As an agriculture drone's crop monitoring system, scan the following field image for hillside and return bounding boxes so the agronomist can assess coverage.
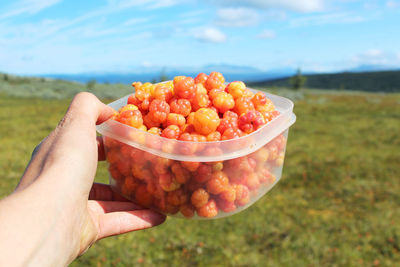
[249,70,400,92]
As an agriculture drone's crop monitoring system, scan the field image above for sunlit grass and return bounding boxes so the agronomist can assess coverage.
[0,90,399,266]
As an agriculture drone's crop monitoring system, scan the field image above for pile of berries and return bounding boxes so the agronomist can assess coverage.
[113,72,279,141]
[105,72,286,218]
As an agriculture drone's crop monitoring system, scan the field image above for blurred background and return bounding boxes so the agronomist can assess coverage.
[0,0,399,266]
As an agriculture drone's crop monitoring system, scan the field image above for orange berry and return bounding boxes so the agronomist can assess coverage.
[165,113,186,127]
[118,104,138,114]
[194,72,208,85]
[205,72,225,91]
[220,185,236,203]
[121,176,139,197]
[206,131,221,141]
[213,92,235,113]
[174,77,196,99]
[143,113,161,128]
[226,81,246,99]
[153,84,173,102]
[171,162,191,184]
[197,199,218,218]
[191,188,209,208]
[149,99,170,123]
[161,125,181,139]
[135,184,153,207]
[234,97,255,116]
[180,204,195,218]
[118,110,143,128]
[147,127,162,136]
[206,171,229,194]
[193,108,220,135]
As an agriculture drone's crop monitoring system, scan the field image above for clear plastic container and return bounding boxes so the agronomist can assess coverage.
[97,88,296,219]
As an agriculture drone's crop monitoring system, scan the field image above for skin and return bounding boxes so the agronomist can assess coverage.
[0,92,166,267]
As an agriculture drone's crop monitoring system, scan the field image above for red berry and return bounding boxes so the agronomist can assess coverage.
[170,98,192,117]
[161,125,181,139]
[149,99,170,123]
[221,128,243,140]
[193,164,213,183]
[153,85,173,102]
[174,77,196,99]
[238,110,266,134]
[205,72,225,91]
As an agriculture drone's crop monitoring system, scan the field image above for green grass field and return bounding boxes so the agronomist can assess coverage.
[1,89,399,266]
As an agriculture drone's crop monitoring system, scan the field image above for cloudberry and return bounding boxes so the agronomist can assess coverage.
[193,163,213,183]
[109,164,123,180]
[159,173,181,192]
[116,160,131,177]
[180,204,195,218]
[135,184,153,207]
[181,161,200,172]
[121,176,139,197]
[238,110,265,134]
[226,81,246,99]
[193,108,220,135]
[178,133,198,155]
[135,88,151,101]
[220,185,236,203]
[251,91,268,107]
[208,88,224,100]
[143,113,161,128]
[170,98,192,117]
[118,110,143,128]
[191,188,209,208]
[171,162,191,184]
[245,173,261,190]
[234,97,255,116]
[149,99,170,123]
[173,76,186,86]
[206,131,221,141]
[127,94,141,106]
[242,89,255,98]
[261,110,280,123]
[216,198,236,213]
[118,104,138,114]
[148,127,162,136]
[213,92,235,113]
[233,184,250,206]
[139,98,151,112]
[205,72,225,91]
[196,83,208,95]
[221,128,243,140]
[165,113,186,128]
[206,171,229,194]
[197,199,218,218]
[153,85,173,102]
[167,189,188,206]
[174,77,196,99]
[217,111,239,134]
[194,72,208,85]
[161,125,181,139]
[191,93,211,111]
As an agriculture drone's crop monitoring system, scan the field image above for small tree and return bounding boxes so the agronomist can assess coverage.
[4,74,9,82]
[87,79,96,90]
[290,68,307,90]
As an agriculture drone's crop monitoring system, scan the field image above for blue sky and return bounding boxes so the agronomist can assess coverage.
[0,0,399,74]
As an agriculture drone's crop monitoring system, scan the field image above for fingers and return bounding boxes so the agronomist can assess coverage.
[96,210,166,240]
[64,92,115,128]
[88,183,129,202]
[88,200,144,213]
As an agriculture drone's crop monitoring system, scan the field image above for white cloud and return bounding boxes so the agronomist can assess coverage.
[194,27,227,43]
[0,0,62,20]
[214,0,324,13]
[386,0,398,8]
[123,17,150,26]
[257,29,276,39]
[289,12,364,27]
[215,7,259,27]
[351,49,400,66]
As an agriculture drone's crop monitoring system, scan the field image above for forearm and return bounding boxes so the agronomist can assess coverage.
[0,174,82,266]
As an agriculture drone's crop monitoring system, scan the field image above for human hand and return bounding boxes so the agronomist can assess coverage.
[0,92,165,266]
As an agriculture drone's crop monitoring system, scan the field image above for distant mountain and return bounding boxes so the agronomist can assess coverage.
[249,70,400,92]
[41,64,297,84]
[347,64,400,73]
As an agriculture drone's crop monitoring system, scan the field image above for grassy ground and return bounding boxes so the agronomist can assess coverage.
[0,90,399,266]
